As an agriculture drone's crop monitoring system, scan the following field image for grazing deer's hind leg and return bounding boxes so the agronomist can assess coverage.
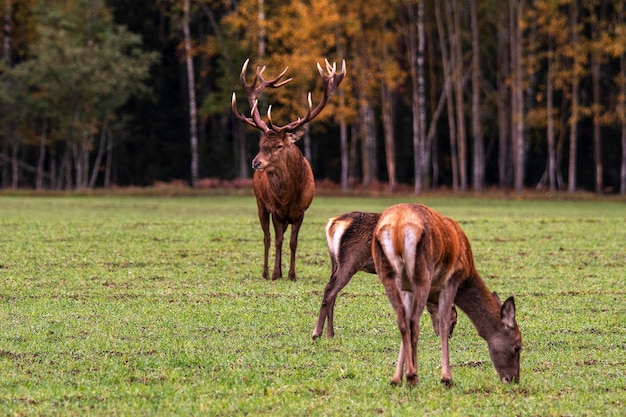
[392,291,413,385]
[375,229,416,386]
[312,264,357,339]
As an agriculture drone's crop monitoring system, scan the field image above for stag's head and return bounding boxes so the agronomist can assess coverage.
[487,295,522,384]
[232,59,346,171]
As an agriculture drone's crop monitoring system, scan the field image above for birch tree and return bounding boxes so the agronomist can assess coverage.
[183,0,199,186]
[470,0,484,191]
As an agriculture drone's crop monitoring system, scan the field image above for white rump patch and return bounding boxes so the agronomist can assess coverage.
[326,217,348,265]
[403,227,417,281]
[378,228,404,276]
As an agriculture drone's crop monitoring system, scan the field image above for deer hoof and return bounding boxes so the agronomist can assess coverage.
[406,374,418,387]
[390,378,402,387]
[440,377,454,387]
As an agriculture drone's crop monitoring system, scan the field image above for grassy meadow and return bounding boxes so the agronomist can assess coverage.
[0,192,624,416]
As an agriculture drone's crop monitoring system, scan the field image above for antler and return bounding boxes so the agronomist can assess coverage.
[232,58,347,133]
[268,59,347,132]
[231,58,293,132]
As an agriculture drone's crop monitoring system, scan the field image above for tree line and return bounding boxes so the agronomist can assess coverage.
[1,0,625,194]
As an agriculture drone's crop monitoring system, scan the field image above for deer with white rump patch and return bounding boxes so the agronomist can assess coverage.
[232,59,346,280]
[312,211,457,340]
[372,203,522,386]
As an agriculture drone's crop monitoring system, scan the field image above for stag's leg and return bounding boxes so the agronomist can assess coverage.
[438,280,459,386]
[312,263,360,339]
[287,214,305,281]
[271,214,287,280]
[257,204,271,280]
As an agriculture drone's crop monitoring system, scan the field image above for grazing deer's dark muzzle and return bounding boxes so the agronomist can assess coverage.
[501,374,520,384]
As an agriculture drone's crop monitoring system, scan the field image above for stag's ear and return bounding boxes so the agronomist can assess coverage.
[500,296,516,328]
[287,130,305,143]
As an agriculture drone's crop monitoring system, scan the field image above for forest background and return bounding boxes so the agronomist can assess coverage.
[1,0,625,194]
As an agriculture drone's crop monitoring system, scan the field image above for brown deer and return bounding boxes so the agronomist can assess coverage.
[232,59,346,280]
[312,211,457,340]
[372,203,522,386]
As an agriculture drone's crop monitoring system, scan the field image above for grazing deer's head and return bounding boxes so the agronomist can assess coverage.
[487,294,522,384]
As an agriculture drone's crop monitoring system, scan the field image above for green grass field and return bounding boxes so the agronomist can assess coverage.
[0,193,624,416]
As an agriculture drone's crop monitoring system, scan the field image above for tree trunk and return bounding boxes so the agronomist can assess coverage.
[381,80,396,192]
[336,38,349,191]
[402,0,420,193]
[568,1,580,193]
[349,124,359,185]
[360,98,377,187]
[435,0,459,191]
[36,120,47,190]
[303,124,312,162]
[416,0,427,193]
[592,55,602,193]
[449,0,467,191]
[11,136,18,189]
[235,121,248,178]
[183,0,199,186]
[470,0,484,191]
[546,42,556,191]
[3,0,10,65]
[511,0,525,191]
[498,1,511,188]
[89,123,108,189]
[620,4,626,194]
[104,131,113,188]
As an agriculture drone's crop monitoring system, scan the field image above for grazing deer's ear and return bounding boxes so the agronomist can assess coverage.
[492,291,501,305]
[500,296,516,328]
[288,130,305,143]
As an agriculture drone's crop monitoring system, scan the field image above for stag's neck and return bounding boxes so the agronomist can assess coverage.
[266,151,311,202]
[454,274,502,342]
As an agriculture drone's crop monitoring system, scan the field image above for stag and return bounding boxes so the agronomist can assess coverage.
[312,211,457,340]
[232,59,346,280]
[372,203,522,386]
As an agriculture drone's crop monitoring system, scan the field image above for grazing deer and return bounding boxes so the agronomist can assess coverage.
[312,211,457,340]
[232,59,346,280]
[372,203,522,386]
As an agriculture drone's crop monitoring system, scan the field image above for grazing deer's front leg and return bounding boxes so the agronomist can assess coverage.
[258,204,271,280]
[438,279,459,386]
[271,214,287,280]
[287,214,305,281]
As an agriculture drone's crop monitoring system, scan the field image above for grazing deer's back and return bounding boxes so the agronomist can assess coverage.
[373,203,477,292]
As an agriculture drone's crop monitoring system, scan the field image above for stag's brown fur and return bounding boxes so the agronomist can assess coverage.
[312,211,457,340]
[372,203,522,386]
[252,130,314,280]
[232,59,345,281]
